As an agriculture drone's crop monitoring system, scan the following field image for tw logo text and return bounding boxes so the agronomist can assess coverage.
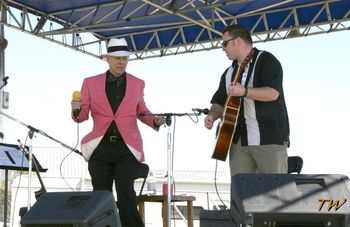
[318,198,348,211]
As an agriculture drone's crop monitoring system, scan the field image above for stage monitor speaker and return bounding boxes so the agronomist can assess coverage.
[231,173,350,227]
[199,210,239,227]
[20,190,121,227]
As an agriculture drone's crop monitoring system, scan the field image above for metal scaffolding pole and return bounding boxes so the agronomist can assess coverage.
[0,0,7,139]
[0,1,8,226]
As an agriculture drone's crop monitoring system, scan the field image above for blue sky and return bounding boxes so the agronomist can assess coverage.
[2,27,350,176]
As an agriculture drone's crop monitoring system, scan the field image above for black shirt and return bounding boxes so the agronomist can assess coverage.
[211,48,290,147]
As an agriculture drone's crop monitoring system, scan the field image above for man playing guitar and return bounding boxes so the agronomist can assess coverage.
[204,24,290,177]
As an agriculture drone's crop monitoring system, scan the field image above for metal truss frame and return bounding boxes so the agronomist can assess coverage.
[1,0,349,61]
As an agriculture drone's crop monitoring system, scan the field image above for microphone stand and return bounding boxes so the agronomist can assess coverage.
[0,110,81,211]
[143,110,205,227]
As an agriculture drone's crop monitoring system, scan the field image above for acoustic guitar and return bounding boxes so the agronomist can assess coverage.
[212,49,255,161]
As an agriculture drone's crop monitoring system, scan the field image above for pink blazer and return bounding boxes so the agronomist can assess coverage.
[75,72,159,161]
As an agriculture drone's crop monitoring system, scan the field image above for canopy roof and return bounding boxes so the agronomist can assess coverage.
[1,0,349,60]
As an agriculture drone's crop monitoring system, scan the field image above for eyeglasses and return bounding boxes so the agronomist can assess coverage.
[222,37,237,47]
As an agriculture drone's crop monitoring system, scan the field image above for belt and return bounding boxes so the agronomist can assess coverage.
[103,135,121,142]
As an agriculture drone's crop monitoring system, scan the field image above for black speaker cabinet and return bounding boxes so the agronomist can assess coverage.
[20,190,121,227]
[199,210,238,227]
[231,173,350,227]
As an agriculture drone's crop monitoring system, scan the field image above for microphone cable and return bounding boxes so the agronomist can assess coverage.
[59,119,80,192]
[190,109,200,123]
[213,161,241,227]
[213,160,229,210]
[213,120,229,210]
[212,121,240,227]
[58,90,82,191]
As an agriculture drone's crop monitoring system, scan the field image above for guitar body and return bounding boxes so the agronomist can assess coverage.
[212,97,241,161]
[211,49,255,161]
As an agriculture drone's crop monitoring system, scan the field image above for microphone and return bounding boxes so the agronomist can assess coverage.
[192,108,209,115]
[72,91,81,118]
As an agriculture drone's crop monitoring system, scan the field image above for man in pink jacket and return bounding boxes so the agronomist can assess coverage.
[71,38,165,227]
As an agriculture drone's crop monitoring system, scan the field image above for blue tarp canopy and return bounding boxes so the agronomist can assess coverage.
[1,0,349,60]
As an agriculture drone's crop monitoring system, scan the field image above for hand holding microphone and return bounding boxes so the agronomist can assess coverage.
[71,91,81,119]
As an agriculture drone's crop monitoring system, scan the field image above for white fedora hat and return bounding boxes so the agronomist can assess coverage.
[101,38,132,57]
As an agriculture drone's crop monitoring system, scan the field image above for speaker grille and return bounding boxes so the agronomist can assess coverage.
[21,191,121,227]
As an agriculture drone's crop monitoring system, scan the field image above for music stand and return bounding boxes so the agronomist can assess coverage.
[0,143,47,227]
[0,110,80,213]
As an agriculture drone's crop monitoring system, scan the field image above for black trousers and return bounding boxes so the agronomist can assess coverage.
[88,140,144,227]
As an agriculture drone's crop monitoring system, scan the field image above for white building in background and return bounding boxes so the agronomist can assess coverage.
[7,147,230,227]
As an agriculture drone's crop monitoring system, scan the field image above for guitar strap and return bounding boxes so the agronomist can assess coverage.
[225,50,264,90]
[243,50,263,87]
